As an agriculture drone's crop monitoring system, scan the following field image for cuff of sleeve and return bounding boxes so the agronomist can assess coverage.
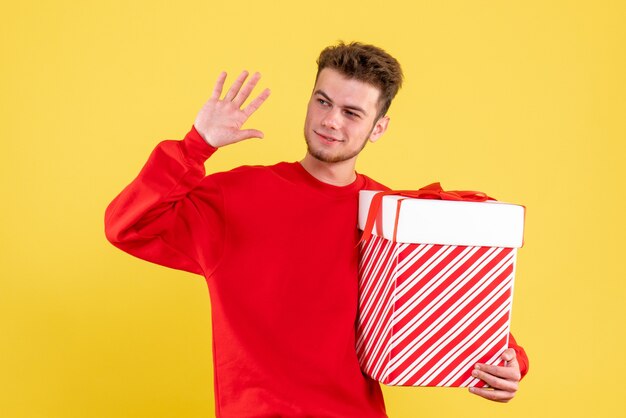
[515,345,529,380]
[181,124,218,164]
[509,333,529,380]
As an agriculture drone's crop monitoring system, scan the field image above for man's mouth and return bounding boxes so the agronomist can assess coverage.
[315,131,344,142]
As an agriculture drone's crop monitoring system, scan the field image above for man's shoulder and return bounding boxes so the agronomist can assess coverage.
[359,173,390,192]
[202,161,295,185]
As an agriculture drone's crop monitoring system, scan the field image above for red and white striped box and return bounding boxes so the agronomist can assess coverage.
[356,186,524,387]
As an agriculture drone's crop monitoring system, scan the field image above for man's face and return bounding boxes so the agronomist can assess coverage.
[303,68,389,164]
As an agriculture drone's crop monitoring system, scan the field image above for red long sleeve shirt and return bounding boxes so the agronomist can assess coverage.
[105,126,528,417]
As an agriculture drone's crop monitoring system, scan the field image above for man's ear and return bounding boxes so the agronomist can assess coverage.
[369,116,390,143]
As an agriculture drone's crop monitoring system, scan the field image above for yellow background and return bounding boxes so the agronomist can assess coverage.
[2,1,624,417]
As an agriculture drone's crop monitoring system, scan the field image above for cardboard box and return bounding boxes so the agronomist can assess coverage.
[356,186,525,387]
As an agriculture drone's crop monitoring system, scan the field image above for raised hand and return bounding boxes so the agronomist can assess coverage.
[469,348,521,402]
[193,71,271,148]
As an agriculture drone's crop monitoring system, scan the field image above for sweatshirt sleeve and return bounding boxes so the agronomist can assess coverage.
[508,333,529,379]
[104,125,224,277]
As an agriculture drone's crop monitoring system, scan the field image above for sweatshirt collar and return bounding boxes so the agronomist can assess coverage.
[274,162,366,197]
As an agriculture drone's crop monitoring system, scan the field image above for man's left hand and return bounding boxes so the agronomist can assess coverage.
[468,348,521,403]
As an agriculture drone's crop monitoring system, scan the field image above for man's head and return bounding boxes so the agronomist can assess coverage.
[303,42,403,166]
[316,41,403,120]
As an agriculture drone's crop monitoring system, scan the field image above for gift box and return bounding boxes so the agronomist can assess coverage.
[356,183,525,387]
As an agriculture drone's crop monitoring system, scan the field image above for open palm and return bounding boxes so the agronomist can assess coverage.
[194,71,271,148]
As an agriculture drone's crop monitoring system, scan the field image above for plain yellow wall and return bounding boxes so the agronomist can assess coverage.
[2,1,625,417]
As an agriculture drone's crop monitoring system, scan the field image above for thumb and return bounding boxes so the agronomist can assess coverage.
[234,129,265,142]
[501,348,518,366]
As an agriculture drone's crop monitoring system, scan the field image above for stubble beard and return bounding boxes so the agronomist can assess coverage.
[303,127,373,164]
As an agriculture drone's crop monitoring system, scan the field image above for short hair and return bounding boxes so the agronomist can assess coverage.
[316,41,403,119]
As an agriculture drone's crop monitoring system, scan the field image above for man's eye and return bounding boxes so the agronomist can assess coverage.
[344,110,359,118]
[318,99,329,106]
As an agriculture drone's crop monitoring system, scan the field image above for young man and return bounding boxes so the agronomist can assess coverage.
[105,42,528,417]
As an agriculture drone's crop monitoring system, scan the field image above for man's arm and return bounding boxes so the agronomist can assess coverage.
[104,71,270,275]
[469,332,529,403]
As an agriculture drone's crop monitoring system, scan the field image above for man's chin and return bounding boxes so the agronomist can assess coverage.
[307,146,344,164]
[304,135,363,164]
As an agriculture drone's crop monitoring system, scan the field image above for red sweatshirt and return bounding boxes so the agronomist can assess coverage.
[105,126,528,417]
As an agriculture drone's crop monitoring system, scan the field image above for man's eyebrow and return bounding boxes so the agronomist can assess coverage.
[314,90,367,116]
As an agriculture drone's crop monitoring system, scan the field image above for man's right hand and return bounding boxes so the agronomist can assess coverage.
[193,71,271,148]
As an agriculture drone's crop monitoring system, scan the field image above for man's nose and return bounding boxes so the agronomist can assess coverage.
[321,108,340,130]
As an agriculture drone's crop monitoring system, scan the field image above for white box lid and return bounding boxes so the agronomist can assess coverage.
[358,190,525,248]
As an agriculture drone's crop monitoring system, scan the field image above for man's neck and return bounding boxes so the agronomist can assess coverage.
[299,153,357,186]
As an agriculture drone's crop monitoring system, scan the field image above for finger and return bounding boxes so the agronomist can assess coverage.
[233,71,261,107]
[469,387,515,403]
[243,88,271,117]
[211,72,227,100]
[223,70,249,102]
[475,360,521,381]
[472,366,519,392]
[233,129,265,142]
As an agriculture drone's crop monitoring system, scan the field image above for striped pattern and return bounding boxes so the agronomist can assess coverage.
[356,234,516,387]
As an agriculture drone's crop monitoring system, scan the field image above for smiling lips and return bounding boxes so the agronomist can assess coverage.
[315,130,344,143]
